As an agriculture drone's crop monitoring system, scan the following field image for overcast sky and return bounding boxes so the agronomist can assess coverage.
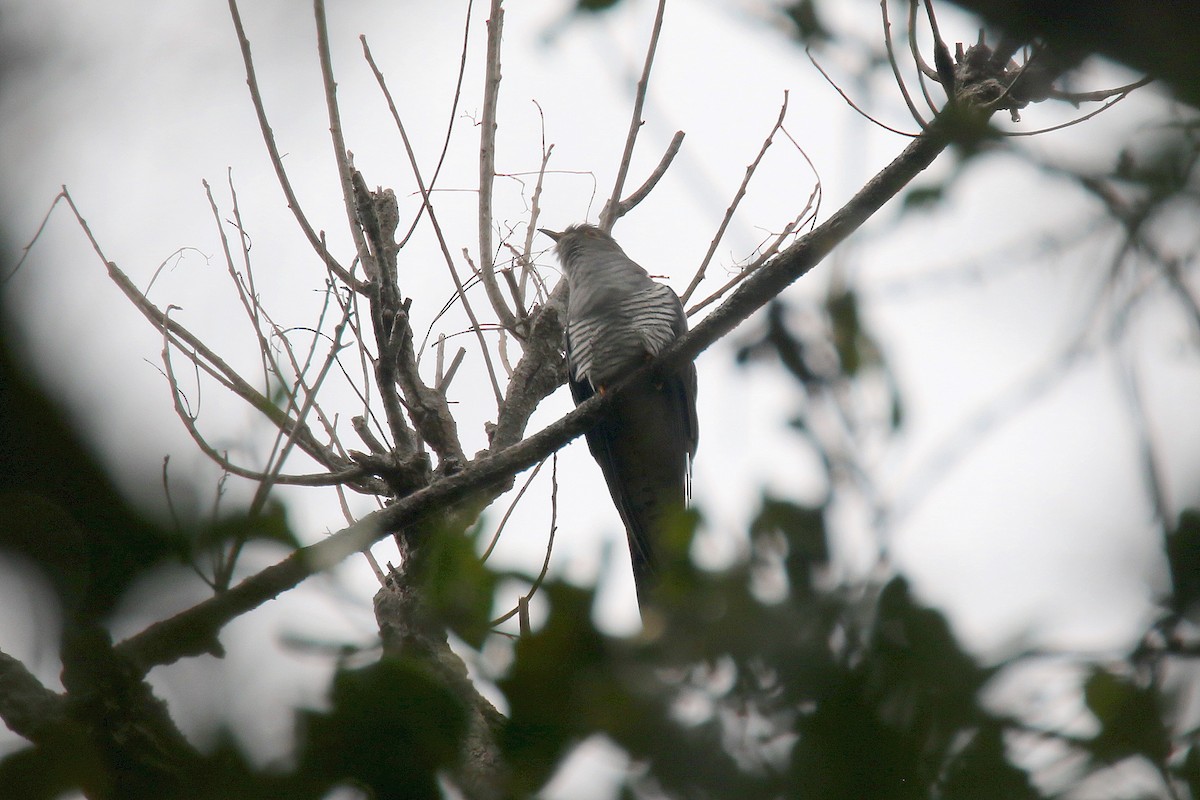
[2,0,1198,776]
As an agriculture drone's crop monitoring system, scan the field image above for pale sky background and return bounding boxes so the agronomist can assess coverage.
[1,0,1198,788]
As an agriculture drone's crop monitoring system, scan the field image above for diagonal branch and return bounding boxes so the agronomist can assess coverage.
[600,0,668,232]
[115,118,958,677]
[0,647,66,746]
[227,0,359,290]
[680,95,789,304]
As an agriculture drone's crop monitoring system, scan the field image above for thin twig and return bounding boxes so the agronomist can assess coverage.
[1001,86,1143,136]
[398,0,476,248]
[480,458,548,562]
[681,96,789,304]
[1045,76,1154,105]
[686,210,809,317]
[521,102,553,297]
[907,0,941,113]
[881,0,928,127]
[606,130,686,224]
[6,191,68,285]
[204,177,276,406]
[226,0,359,290]
[808,49,921,138]
[313,0,376,285]
[63,189,348,477]
[600,0,668,232]
[491,453,558,625]
[477,0,520,332]
[361,37,505,409]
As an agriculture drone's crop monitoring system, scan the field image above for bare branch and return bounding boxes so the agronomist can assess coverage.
[477,0,521,332]
[436,347,468,394]
[600,0,668,232]
[6,191,68,286]
[491,453,559,627]
[226,0,359,290]
[398,0,476,248]
[881,0,928,127]
[314,0,379,295]
[681,97,789,304]
[480,456,548,562]
[1045,76,1154,104]
[907,0,942,113]
[808,49,922,137]
[520,104,554,281]
[606,130,685,224]
[361,37,506,411]
[115,119,960,676]
[0,647,66,746]
[1001,83,1145,136]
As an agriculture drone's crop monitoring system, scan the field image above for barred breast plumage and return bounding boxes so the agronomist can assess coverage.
[540,223,699,609]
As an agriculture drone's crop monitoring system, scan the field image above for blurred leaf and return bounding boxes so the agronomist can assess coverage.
[792,674,927,800]
[1083,668,1170,764]
[186,734,319,800]
[781,0,831,47]
[827,288,878,377]
[940,724,1043,800]
[500,583,613,795]
[297,657,466,800]
[1180,743,1200,800]
[737,302,819,384]
[1166,508,1200,613]
[751,496,828,595]
[194,500,299,553]
[576,0,622,13]
[421,519,498,649]
[0,727,104,800]
[890,388,904,430]
[0,328,176,620]
[870,578,988,734]
[902,184,945,211]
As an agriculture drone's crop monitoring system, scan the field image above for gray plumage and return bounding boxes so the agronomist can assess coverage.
[541,224,699,607]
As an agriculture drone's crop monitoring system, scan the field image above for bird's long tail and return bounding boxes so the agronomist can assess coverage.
[584,374,693,607]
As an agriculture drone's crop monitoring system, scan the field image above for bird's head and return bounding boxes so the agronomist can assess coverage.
[538,224,622,274]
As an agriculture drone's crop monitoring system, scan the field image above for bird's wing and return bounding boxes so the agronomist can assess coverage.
[565,285,698,604]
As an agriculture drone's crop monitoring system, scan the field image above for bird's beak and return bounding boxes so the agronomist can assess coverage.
[538,227,562,242]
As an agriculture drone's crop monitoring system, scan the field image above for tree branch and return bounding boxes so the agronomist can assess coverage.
[600,0,668,232]
[0,648,66,745]
[477,0,520,334]
[114,118,958,677]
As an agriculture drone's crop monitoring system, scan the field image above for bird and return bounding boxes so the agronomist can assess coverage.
[540,224,698,608]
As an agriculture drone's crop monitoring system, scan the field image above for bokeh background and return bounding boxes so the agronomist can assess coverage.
[1,1,1197,796]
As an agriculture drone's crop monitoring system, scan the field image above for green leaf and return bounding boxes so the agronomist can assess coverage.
[500,584,612,795]
[1179,743,1200,800]
[826,289,874,377]
[297,658,466,800]
[420,519,498,649]
[195,501,299,552]
[1166,508,1200,613]
[902,184,945,211]
[751,497,828,595]
[940,724,1044,800]
[1083,668,1170,764]
[782,0,832,46]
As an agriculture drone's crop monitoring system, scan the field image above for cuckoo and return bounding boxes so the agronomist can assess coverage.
[541,224,699,607]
